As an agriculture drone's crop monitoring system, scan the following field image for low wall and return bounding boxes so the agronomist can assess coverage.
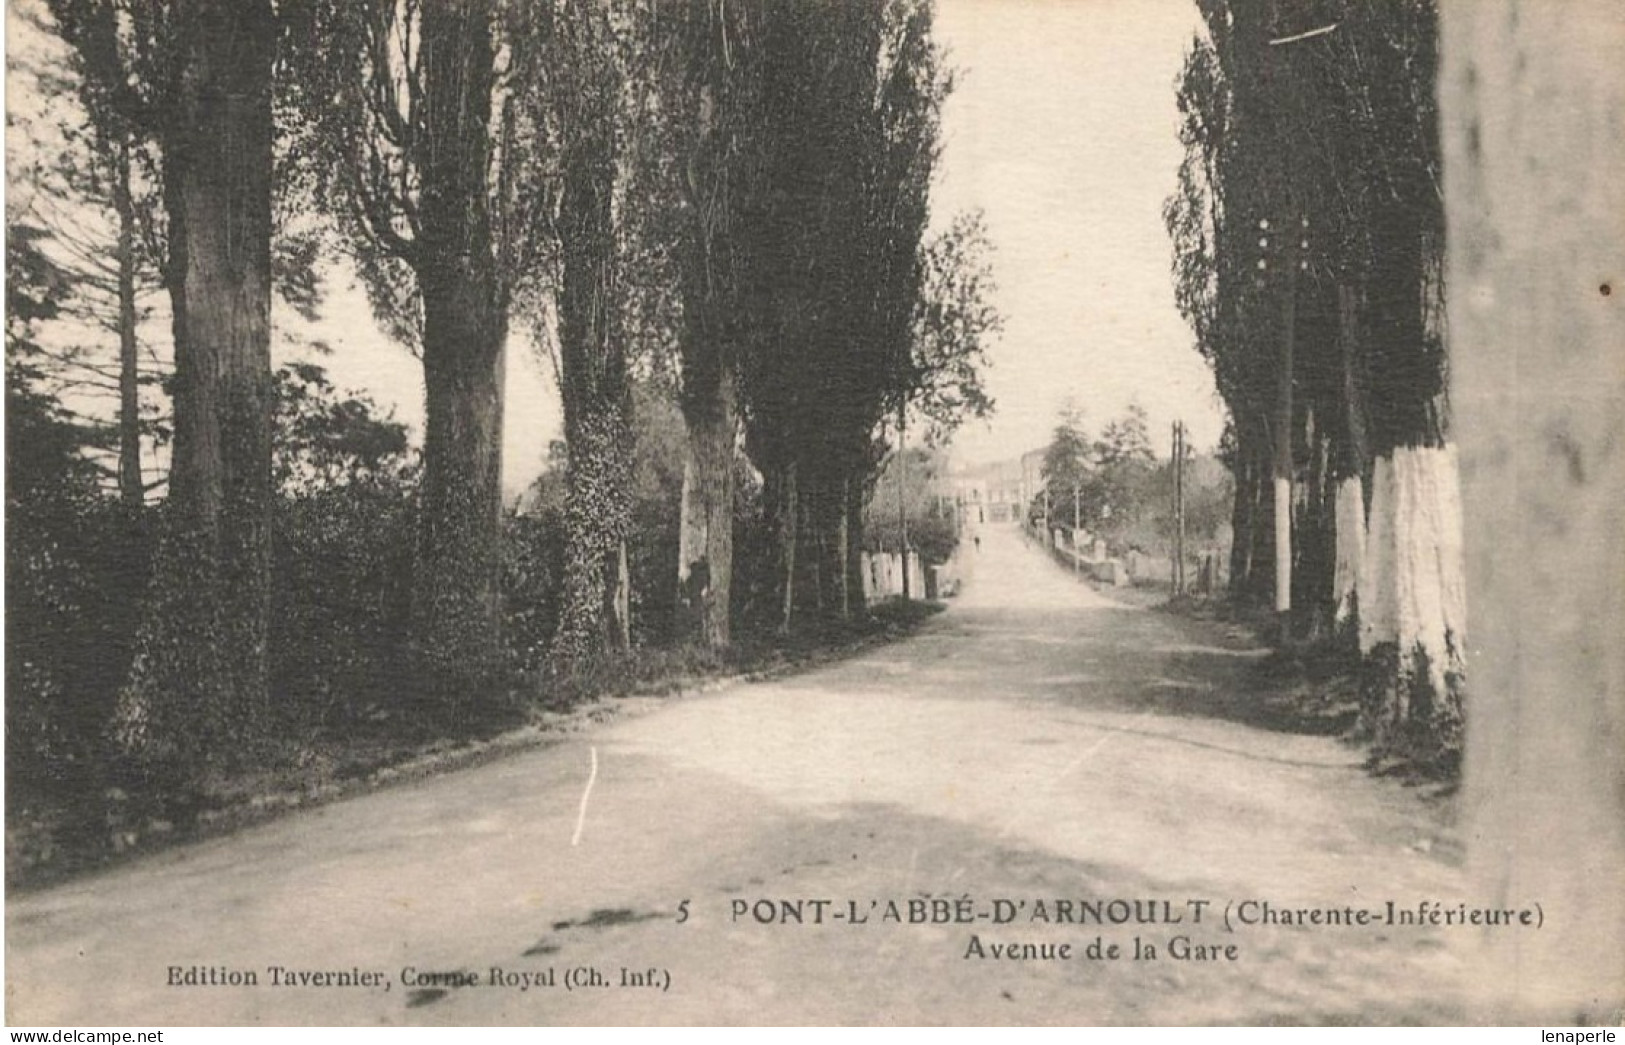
[1040,537,1128,588]
[860,551,930,603]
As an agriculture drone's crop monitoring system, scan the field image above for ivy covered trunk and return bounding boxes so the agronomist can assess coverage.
[117,0,276,770]
[408,3,507,707]
[551,8,632,672]
[412,301,505,705]
[553,414,632,670]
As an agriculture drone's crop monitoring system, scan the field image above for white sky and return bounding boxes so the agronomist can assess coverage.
[7,0,1228,494]
[928,0,1225,466]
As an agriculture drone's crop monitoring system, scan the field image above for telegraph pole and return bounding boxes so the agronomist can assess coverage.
[1255,205,1309,631]
[1254,220,1299,627]
[1274,217,1300,629]
[1260,8,1328,634]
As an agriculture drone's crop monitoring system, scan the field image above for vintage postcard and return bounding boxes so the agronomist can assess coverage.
[4,0,1621,1029]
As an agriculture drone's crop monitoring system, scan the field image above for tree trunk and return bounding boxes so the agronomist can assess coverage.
[1332,283,1369,635]
[551,12,632,673]
[811,528,825,615]
[779,462,798,635]
[1356,148,1464,767]
[677,369,736,648]
[113,136,143,510]
[1228,432,1275,607]
[1442,0,1625,1019]
[1331,475,1365,632]
[408,0,507,705]
[1228,449,1257,599]
[1357,444,1466,763]
[613,539,631,653]
[1292,410,1335,640]
[837,477,851,620]
[116,0,276,768]
[845,473,868,619]
[413,318,505,701]
[1357,447,1467,767]
[673,23,747,649]
[552,408,632,670]
[898,409,911,600]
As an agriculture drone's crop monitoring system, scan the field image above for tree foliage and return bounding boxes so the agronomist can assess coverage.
[730,0,953,629]
[863,445,957,568]
[282,0,541,706]
[1166,0,1460,768]
[1038,408,1091,516]
[909,208,1000,444]
[6,0,996,847]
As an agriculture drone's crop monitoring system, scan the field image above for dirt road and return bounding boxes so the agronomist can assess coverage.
[6,524,1470,1025]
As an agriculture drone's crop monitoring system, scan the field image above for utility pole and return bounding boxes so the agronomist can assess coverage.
[1252,216,1298,631]
[1261,6,1325,635]
[1274,216,1300,630]
[1253,204,1297,628]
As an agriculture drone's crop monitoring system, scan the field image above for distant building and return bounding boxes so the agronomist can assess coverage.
[1019,448,1046,520]
[946,474,988,522]
[948,451,1045,525]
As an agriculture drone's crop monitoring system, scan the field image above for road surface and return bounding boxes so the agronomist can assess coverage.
[6,524,1469,1025]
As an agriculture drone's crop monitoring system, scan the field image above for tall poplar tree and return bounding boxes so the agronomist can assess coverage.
[536,0,638,669]
[289,0,543,708]
[49,0,279,764]
[664,0,759,649]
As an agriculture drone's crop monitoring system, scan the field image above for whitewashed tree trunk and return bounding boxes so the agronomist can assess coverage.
[1333,282,1368,637]
[1442,0,1625,1021]
[1357,445,1467,753]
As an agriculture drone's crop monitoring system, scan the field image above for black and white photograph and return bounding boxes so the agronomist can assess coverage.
[3,0,1621,1029]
